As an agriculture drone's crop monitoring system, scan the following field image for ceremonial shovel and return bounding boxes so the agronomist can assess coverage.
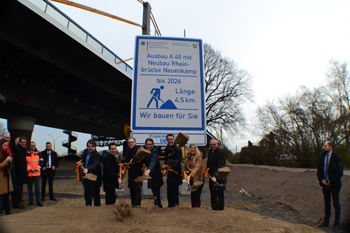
[115,165,124,192]
[185,179,191,191]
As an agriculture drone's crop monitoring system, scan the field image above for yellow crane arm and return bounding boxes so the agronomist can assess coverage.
[116,58,134,65]
[49,0,143,28]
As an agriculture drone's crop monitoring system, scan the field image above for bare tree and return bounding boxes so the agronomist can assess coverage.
[204,43,253,136]
[253,59,350,168]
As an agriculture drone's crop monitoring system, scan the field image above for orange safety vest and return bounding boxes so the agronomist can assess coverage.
[26,151,41,177]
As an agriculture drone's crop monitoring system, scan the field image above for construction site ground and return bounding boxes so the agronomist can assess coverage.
[0,159,349,233]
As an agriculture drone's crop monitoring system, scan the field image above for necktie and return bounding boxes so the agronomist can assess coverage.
[324,155,329,179]
[47,151,51,168]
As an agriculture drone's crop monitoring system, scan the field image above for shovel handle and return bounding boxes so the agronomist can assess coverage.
[208,175,221,186]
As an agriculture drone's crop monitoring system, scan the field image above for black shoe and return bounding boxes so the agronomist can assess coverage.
[332,224,339,231]
[50,198,57,201]
[37,202,43,207]
[13,204,25,209]
[318,222,329,227]
[29,201,33,205]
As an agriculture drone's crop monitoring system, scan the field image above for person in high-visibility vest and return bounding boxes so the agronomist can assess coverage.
[26,141,44,207]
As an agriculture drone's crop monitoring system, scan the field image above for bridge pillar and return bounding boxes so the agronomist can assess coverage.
[7,115,35,147]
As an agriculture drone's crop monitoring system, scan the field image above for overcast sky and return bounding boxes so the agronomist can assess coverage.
[2,0,350,154]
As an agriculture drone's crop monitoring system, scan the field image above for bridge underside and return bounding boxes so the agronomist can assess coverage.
[0,0,132,139]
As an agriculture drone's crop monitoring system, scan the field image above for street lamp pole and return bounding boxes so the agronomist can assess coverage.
[47,134,61,151]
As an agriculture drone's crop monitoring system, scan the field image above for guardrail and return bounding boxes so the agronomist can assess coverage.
[27,0,133,75]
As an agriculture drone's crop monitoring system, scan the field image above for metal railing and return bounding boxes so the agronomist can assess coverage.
[27,0,133,75]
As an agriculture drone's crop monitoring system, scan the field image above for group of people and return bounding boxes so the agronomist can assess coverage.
[0,130,345,230]
[0,132,58,215]
[79,134,227,211]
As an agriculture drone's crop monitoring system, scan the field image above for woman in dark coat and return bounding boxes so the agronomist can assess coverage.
[143,138,163,208]
[0,139,13,215]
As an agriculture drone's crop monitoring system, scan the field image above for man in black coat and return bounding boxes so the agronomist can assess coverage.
[41,142,58,201]
[317,141,343,231]
[123,137,143,207]
[207,139,226,211]
[103,143,120,205]
[11,136,27,209]
[80,140,102,206]
[162,134,182,208]
[143,138,164,208]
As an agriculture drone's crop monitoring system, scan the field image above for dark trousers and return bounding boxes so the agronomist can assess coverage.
[209,180,225,210]
[12,184,23,207]
[105,191,116,205]
[0,194,10,215]
[28,176,41,203]
[130,187,141,206]
[322,186,341,225]
[191,180,204,204]
[83,180,100,206]
[41,170,55,199]
[167,183,179,207]
[151,187,161,206]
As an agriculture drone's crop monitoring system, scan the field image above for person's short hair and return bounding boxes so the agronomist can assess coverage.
[128,137,136,143]
[87,140,96,147]
[108,142,117,149]
[19,136,27,142]
[210,139,218,145]
[166,134,174,139]
[1,132,10,140]
[46,142,52,145]
[145,138,154,145]
[327,141,333,147]
[30,141,36,146]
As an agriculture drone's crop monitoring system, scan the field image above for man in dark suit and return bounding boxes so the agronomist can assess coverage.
[207,139,226,211]
[143,138,164,208]
[123,137,142,207]
[317,141,343,231]
[80,140,102,206]
[162,134,182,208]
[103,143,120,205]
[11,137,27,209]
[41,142,58,201]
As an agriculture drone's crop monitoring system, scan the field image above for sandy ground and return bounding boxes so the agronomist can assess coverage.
[0,160,348,233]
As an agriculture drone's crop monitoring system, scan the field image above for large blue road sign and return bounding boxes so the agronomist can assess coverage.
[131,36,206,145]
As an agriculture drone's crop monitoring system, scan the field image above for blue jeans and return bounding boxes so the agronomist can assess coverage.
[322,186,341,225]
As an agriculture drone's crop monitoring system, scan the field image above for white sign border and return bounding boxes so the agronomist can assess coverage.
[131,36,206,132]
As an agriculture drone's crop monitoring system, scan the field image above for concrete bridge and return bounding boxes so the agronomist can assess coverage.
[0,0,133,145]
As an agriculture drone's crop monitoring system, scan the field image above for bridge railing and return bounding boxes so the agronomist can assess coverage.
[27,0,133,75]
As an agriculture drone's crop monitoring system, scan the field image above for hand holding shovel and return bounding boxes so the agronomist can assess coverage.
[116,164,124,192]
